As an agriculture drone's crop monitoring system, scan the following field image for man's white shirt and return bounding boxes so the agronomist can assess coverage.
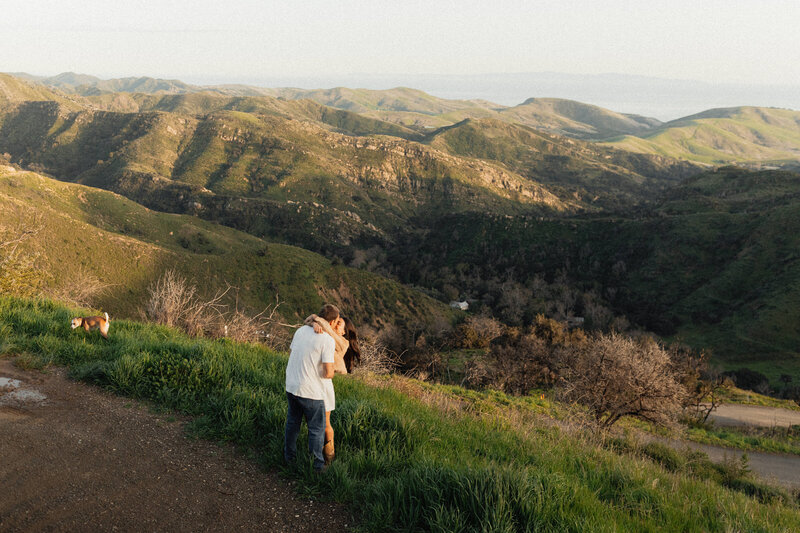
[285,325,335,401]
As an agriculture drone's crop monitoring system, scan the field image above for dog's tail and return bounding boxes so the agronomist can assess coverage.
[104,312,110,323]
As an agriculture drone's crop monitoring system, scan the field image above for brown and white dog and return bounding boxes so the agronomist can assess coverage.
[71,312,110,339]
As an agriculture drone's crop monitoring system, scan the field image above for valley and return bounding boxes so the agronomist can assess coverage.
[2,71,800,386]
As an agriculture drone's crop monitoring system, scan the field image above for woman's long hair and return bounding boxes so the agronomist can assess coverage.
[342,316,361,372]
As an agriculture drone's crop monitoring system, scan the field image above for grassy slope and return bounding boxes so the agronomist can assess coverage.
[497,98,661,140]
[254,87,664,139]
[0,168,450,327]
[603,107,800,165]
[2,296,799,532]
[0,73,86,112]
[650,168,800,379]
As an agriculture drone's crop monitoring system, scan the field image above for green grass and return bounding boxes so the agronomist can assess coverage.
[0,168,451,327]
[686,425,800,456]
[716,387,800,410]
[2,296,800,532]
[603,107,800,165]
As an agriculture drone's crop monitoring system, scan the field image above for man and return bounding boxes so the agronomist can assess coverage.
[284,303,338,472]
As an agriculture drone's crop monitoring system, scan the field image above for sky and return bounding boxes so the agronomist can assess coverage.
[2,0,799,118]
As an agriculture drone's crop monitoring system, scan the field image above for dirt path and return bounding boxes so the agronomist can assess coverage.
[657,438,800,491]
[707,403,800,428]
[0,359,351,532]
[687,442,800,490]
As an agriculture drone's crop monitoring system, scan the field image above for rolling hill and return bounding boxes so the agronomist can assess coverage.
[603,107,800,166]
[0,166,451,328]
[17,72,667,139]
[17,72,800,169]
[0,73,701,227]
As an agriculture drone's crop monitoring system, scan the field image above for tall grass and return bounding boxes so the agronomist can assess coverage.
[2,296,799,532]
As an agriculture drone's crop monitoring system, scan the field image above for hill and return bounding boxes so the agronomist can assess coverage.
[0,73,86,112]
[18,72,667,139]
[499,98,662,139]
[3,295,799,532]
[603,107,800,166]
[259,88,664,139]
[3,74,636,249]
[428,118,700,210]
[0,73,701,234]
[4,72,799,383]
[0,167,451,328]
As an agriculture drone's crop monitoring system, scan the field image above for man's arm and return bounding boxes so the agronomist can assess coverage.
[322,362,335,379]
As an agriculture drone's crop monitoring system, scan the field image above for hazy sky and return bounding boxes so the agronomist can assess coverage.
[2,0,798,87]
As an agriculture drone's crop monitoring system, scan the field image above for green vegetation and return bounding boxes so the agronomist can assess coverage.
[686,425,800,456]
[0,168,450,328]
[428,118,700,210]
[603,107,800,166]
[3,72,800,396]
[3,295,799,532]
[717,387,800,410]
[382,167,800,385]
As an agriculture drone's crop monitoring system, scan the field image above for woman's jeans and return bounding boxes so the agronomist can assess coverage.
[284,392,326,471]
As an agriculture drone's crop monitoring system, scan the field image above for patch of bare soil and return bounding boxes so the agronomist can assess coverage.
[0,358,351,532]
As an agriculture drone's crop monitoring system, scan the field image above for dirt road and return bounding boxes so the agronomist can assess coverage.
[707,404,800,428]
[683,441,800,490]
[0,359,351,532]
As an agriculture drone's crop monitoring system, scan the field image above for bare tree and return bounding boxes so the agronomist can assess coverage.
[223,292,294,349]
[353,339,400,375]
[47,266,110,307]
[144,270,228,336]
[670,345,731,424]
[558,332,687,429]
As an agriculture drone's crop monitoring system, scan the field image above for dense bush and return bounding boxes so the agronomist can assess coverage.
[723,368,771,395]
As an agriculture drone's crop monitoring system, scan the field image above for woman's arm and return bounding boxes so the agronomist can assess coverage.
[313,316,349,355]
[304,315,349,373]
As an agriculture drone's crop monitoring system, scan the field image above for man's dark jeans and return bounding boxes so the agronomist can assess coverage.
[284,391,326,471]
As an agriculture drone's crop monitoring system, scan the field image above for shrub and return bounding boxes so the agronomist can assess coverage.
[354,339,399,375]
[559,333,686,428]
[452,315,504,349]
[723,368,771,395]
[144,269,225,334]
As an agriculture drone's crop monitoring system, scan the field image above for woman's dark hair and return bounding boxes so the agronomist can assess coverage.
[341,316,361,372]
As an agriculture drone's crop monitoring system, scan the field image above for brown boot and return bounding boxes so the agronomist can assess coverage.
[323,439,335,465]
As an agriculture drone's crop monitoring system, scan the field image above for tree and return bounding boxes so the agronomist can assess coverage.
[667,345,729,424]
[453,315,504,349]
[559,333,686,428]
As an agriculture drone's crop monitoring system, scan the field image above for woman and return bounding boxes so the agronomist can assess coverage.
[341,316,361,373]
[305,313,351,465]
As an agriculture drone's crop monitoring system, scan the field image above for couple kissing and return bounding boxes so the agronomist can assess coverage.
[283,304,360,472]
